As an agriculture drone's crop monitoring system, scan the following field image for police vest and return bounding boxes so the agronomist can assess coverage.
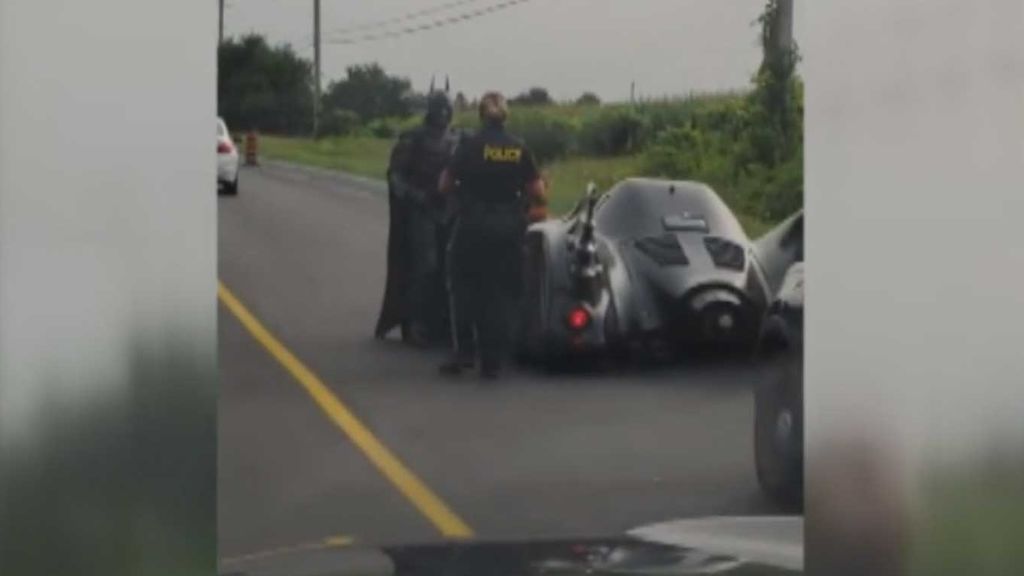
[454,127,537,207]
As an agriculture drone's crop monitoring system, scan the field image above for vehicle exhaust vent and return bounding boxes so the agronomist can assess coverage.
[704,236,746,271]
[635,234,689,267]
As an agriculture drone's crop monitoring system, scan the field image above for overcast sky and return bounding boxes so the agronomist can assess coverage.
[224,0,793,102]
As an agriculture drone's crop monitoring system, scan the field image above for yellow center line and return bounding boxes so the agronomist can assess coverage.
[218,281,474,539]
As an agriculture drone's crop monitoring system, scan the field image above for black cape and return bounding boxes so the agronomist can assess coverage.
[374,126,462,341]
[375,178,410,339]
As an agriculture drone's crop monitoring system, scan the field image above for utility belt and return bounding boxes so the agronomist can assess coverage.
[457,190,524,213]
[461,201,521,215]
[453,203,526,242]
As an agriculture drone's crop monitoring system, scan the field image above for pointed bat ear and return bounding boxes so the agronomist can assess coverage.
[429,75,436,93]
[445,75,450,93]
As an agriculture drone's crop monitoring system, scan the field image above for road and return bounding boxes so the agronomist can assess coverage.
[218,161,777,564]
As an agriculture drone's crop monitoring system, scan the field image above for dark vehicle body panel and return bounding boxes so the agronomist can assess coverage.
[520,178,771,359]
[752,211,803,299]
[751,211,804,510]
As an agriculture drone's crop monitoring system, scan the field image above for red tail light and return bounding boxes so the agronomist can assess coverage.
[566,307,591,331]
[217,140,233,154]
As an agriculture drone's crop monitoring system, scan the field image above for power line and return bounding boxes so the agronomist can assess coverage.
[325,0,535,46]
[325,0,487,36]
[313,0,321,137]
[326,0,532,45]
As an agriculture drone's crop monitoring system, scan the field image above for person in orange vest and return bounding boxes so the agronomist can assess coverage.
[244,131,259,166]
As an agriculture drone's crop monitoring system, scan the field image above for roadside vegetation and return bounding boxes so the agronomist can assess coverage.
[222,1,801,238]
[260,135,391,178]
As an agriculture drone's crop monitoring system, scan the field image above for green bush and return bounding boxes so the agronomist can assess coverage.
[641,125,708,180]
[750,147,803,221]
[636,101,699,147]
[578,108,644,156]
[576,92,601,106]
[358,116,421,139]
[507,111,578,165]
[451,109,478,130]
[634,95,745,148]
[316,109,361,138]
[640,107,801,224]
[367,118,397,139]
[394,115,423,134]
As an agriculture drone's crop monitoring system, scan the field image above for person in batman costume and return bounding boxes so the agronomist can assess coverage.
[375,78,461,346]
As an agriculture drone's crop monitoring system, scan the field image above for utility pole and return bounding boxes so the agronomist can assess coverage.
[769,0,794,59]
[218,0,224,45]
[313,0,321,137]
[630,81,635,104]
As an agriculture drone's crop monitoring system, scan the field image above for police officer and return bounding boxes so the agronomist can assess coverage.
[438,92,548,379]
[375,81,461,346]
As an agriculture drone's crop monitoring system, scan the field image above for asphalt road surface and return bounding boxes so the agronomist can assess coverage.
[218,161,778,565]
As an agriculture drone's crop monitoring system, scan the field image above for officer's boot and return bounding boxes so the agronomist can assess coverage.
[439,352,475,376]
[439,322,475,376]
[479,339,501,380]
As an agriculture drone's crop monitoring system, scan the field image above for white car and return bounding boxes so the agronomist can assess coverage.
[217,117,239,194]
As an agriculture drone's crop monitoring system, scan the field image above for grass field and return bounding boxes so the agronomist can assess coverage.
[260,135,391,180]
[259,134,771,237]
[541,155,644,216]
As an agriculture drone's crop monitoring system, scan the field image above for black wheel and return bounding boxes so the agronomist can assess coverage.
[223,175,239,195]
[754,353,804,511]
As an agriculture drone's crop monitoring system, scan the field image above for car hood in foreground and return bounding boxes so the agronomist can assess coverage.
[220,516,803,576]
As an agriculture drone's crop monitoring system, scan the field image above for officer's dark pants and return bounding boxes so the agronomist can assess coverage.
[448,205,525,371]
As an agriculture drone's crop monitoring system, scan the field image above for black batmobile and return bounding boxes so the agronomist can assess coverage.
[751,210,804,511]
[518,178,772,362]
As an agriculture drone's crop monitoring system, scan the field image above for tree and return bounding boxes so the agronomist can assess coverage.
[405,92,428,116]
[750,0,801,166]
[218,34,314,135]
[453,92,470,112]
[510,87,553,106]
[576,92,601,106]
[321,63,413,123]
[318,109,362,137]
